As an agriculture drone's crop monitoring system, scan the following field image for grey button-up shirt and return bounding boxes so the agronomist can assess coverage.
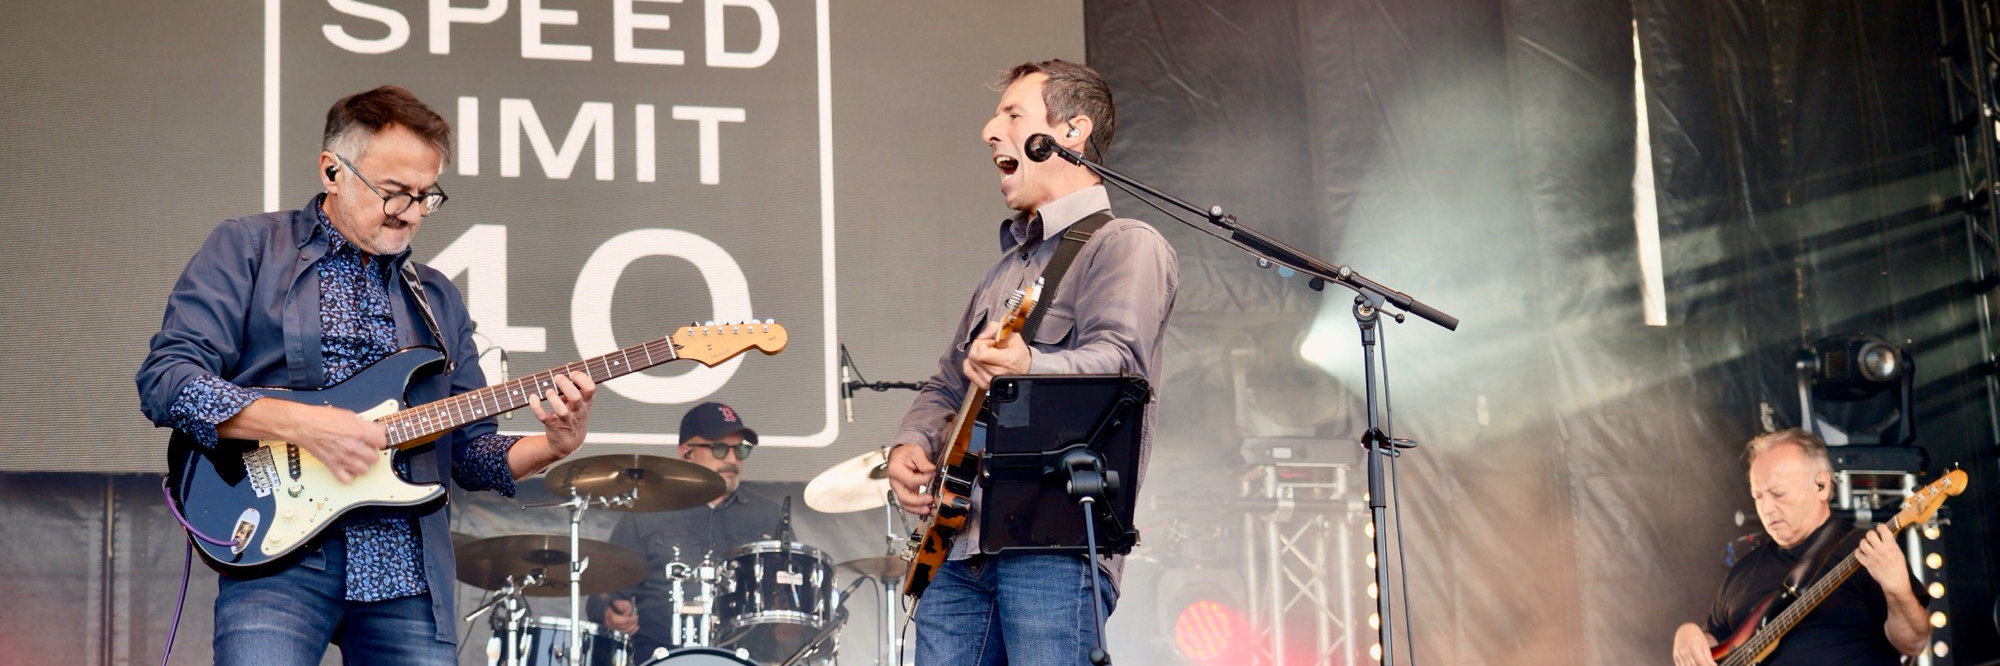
[893,185,1178,587]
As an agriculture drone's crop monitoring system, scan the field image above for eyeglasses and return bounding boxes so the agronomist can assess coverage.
[335,154,449,217]
[700,442,756,460]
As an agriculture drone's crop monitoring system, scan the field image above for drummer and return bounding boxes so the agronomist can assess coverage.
[592,401,782,659]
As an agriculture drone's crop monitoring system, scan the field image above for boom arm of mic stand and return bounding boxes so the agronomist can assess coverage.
[1043,138,1459,331]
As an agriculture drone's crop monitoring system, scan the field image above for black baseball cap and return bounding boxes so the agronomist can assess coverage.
[680,402,758,444]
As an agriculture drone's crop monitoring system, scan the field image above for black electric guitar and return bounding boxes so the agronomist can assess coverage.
[165,320,788,573]
[1710,468,1967,665]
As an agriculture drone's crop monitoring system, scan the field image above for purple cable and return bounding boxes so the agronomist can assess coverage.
[161,484,237,547]
[160,483,237,666]
[162,541,192,666]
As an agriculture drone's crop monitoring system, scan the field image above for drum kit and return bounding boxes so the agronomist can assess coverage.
[454,446,917,666]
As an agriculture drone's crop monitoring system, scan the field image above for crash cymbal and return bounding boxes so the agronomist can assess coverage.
[804,447,891,513]
[835,555,908,581]
[454,534,645,596]
[543,454,726,512]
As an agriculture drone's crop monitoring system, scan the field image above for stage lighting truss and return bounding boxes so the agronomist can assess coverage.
[1832,467,1955,666]
[1238,457,1367,666]
[1796,334,1916,447]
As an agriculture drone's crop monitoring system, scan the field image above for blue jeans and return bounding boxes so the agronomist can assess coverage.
[212,536,454,666]
[913,554,1119,666]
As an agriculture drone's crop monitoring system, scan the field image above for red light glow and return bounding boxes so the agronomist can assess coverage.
[1174,599,1242,663]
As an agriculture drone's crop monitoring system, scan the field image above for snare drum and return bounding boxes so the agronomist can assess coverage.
[712,540,836,663]
[492,615,633,666]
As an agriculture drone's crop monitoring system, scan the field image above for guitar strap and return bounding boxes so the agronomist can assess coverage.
[1019,211,1115,344]
[399,261,453,373]
[1781,522,1855,596]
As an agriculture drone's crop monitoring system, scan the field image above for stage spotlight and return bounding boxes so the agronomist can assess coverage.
[1156,569,1250,665]
[1795,334,1916,447]
[1172,599,1247,664]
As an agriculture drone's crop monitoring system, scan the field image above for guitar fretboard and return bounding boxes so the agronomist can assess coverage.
[1720,517,1900,666]
[380,336,680,446]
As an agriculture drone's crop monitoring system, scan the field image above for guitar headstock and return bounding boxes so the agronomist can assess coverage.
[1892,468,1969,530]
[993,278,1045,342]
[671,319,789,366]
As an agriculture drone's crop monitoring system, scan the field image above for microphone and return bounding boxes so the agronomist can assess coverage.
[777,495,794,543]
[1024,133,1081,165]
[836,575,868,605]
[839,344,855,424]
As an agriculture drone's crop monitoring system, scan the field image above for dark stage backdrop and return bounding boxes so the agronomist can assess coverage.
[1087,0,1997,664]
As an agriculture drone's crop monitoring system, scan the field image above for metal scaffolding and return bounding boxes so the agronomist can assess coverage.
[1239,461,1366,666]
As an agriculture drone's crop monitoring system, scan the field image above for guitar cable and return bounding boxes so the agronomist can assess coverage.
[1382,327,1420,666]
[160,483,240,666]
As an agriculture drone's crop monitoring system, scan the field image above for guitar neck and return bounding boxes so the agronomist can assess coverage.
[1721,519,1899,666]
[380,336,680,447]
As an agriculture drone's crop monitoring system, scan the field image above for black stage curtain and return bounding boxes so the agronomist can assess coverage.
[1088,0,1995,662]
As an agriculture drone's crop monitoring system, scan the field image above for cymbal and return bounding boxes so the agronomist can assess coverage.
[543,454,726,512]
[804,447,891,513]
[835,555,908,581]
[454,534,645,596]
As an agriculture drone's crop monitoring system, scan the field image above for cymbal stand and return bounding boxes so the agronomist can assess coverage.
[525,490,636,664]
[878,487,904,666]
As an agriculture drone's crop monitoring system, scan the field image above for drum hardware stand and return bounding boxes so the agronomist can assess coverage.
[525,490,637,664]
[781,577,870,666]
[877,484,908,665]
[665,547,720,648]
[467,574,540,666]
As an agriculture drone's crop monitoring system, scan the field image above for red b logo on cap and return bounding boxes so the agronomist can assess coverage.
[719,406,738,423]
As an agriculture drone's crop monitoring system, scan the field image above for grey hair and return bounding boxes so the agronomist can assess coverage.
[1744,428,1834,478]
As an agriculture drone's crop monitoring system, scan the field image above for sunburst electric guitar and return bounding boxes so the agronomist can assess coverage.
[1711,468,1968,665]
[899,279,1042,604]
[165,320,788,573]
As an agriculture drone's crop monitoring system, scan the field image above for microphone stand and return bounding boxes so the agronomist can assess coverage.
[1025,135,1458,666]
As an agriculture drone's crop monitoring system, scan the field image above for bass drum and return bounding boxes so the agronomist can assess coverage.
[712,540,836,664]
[637,647,758,665]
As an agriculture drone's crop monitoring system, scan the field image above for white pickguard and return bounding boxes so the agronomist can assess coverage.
[257,399,446,556]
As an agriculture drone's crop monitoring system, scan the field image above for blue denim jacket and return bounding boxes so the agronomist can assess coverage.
[137,197,500,643]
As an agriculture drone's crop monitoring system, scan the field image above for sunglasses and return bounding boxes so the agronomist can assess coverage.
[695,442,756,460]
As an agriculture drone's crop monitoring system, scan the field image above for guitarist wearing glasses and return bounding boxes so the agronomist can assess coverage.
[137,85,597,665]
[884,59,1179,665]
[1670,429,1932,666]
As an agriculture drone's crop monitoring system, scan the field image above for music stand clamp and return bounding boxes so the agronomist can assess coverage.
[979,373,1150,666]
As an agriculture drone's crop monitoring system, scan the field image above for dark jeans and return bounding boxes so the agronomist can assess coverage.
[212,536,453,666]
[913,554,1119,666]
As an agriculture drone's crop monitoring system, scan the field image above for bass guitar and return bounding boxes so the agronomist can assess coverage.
[165,320,788,573]
[1711,468,1967,665]
[899,279,1042,603]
